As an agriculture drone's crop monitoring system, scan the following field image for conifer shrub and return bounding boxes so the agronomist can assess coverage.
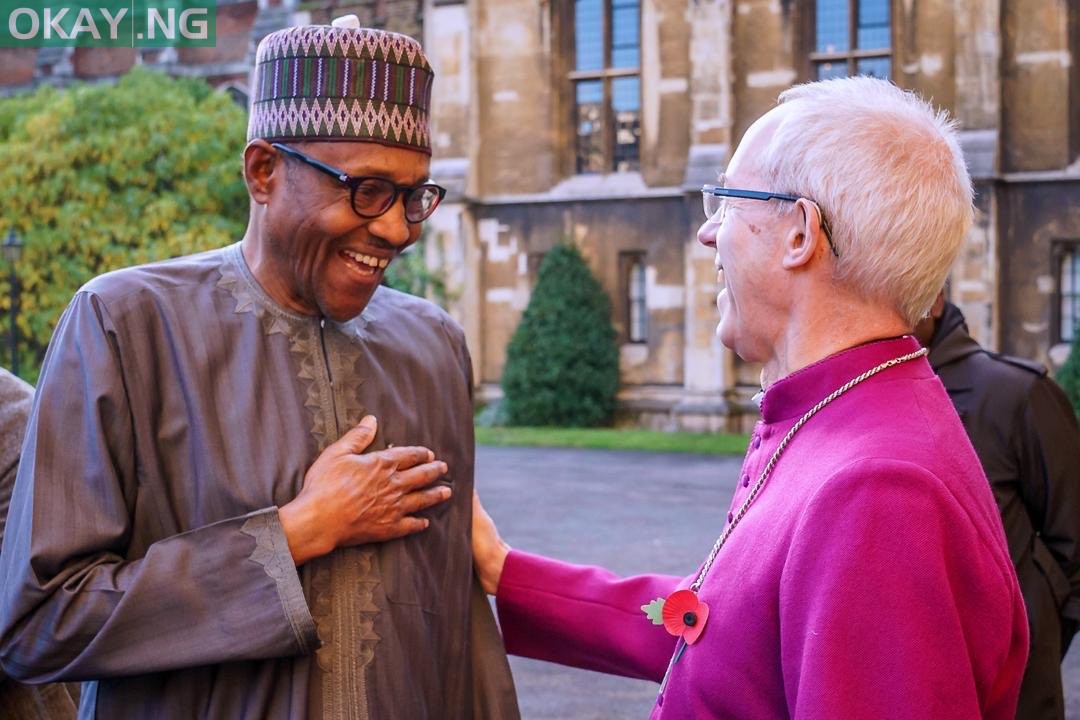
[501,243,619,427]
[1057,328,1080,419]
[0,69,248,382]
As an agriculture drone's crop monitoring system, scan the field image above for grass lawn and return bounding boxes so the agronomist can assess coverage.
[474,426,750,455]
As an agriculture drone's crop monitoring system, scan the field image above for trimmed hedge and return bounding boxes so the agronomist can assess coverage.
[501,243,619,427]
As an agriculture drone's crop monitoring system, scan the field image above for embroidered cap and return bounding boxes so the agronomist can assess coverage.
[247,16,434,154]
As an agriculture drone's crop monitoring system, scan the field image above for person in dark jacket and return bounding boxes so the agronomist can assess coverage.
[0,367,77,719]
[916,294,1080,719]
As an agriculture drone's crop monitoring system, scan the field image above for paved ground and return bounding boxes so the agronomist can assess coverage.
[475,445,1080,719]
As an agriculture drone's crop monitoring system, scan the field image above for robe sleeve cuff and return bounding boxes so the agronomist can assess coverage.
[241,509,320,654]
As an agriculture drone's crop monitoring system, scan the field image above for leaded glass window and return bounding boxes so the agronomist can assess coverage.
[810,0,892,80]
[572,0,641,174]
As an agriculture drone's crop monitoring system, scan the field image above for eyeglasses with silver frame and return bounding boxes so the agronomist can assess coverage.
[701,179,838,258]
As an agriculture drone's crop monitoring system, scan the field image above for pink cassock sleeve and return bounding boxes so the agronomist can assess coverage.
[495,550,681,682]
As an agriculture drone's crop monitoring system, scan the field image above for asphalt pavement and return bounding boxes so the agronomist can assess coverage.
[475,444,1080,719]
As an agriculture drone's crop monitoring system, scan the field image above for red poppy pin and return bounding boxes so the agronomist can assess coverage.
[641,589,710,645]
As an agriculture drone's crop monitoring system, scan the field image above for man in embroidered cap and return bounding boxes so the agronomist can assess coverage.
[0,17,518,719]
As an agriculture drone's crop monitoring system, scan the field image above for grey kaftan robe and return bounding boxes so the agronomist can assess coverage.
[0,244,518,719]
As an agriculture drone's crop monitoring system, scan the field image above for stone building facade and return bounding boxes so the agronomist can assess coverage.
[421,0,1080,431]
[1,0,1077,430]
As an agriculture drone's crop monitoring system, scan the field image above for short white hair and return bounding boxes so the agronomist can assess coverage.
[757,77,973,327]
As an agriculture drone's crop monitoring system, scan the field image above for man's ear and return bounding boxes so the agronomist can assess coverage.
[780,198,825,270]
[244,140,281,205]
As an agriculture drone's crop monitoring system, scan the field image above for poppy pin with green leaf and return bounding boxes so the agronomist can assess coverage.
[641,589,710,646]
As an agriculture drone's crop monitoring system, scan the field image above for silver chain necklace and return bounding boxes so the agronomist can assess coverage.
[656,345,929,694]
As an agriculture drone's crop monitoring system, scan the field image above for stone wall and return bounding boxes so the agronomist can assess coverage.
[470,0,558,195]
[425,0,471,159]
[998,181,1080,365]
[730,0,800,145]
[1000,0,1072,173]
[640,0,691,186]
[470,195,690,385]
[896,0,957,116]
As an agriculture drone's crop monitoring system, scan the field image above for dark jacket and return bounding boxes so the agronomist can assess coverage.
[928,303,1080,720]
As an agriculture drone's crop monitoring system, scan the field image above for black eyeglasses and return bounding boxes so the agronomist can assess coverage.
[702,181,838,258]
[272,142,447,224]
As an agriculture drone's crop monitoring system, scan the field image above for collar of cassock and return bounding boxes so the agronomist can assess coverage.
[756,335,928,424]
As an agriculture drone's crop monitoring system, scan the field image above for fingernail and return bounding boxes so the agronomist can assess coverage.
[440,462,448,473]
[360,416,376,429]
[441,486,452,498]
[427,450,435,462]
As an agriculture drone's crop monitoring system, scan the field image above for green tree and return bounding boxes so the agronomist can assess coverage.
[0,68,249,382]
[501,243,619,427]
[1057,327,1080,419]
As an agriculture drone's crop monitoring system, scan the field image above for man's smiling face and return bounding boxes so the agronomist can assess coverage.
[263,140,430,322]
[696,106,793,363]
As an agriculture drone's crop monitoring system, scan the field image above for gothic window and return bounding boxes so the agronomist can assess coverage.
[810,0,892,80]
[571,0,641,174]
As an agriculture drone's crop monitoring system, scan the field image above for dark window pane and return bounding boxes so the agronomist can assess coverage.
[628,258,648,343]
[576,80,606,174]
[856,56,891,79]
[575,0,603,71]
[612,75,640,172]
[611,2,640,68]
[857,0,890,49]
[816,0,849,53]
[815,61,849,80]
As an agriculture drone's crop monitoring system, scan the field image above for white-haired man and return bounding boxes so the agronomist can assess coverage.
[473,77,1029,719]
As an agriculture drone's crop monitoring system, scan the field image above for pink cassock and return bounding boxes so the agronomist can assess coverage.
[496,336,1029,719]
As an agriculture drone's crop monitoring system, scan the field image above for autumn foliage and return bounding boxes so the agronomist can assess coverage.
[0,69,248,381]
